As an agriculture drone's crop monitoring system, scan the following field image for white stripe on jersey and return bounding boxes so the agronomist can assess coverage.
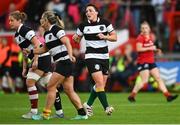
[39,52,50,57]
[27,44,34,50]
[77,28,83,36]
[56,30,65,39]
[85,53,109,59]
[49,45,67,56]
[45,33,58,43]
[86,40,108,48]
[55,55,70,62]
[107,24,114,32]
[83,25,107,34]
[25,30,35,41]
[15,35,26,44]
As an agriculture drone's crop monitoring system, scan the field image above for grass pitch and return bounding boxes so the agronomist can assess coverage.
[0,92,179,124]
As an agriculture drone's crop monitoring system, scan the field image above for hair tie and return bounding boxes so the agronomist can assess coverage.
[54,12,62,20]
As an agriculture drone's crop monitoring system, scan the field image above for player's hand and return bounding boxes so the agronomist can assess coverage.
[150,45,156,51]
[97,33,107,40]
[69,55,76,63]
[23,48,31,56]
[22,68,27,78]
[156,48,163,56]
[72,34,81,43]
[32,59,38,70]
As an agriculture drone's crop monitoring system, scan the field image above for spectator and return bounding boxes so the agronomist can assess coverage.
[0,37,14,93]
[0,0,27,30]
[67,0,81,25]
[46,0,67,19]
[173,30,180,52]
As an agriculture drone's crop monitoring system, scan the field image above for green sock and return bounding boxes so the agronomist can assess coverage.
[97,91,109,110]
[87,86,97,106]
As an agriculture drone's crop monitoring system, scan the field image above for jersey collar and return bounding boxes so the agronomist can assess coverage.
[17,24,23,33]
[88,17,100,24]
[49,24,55,31]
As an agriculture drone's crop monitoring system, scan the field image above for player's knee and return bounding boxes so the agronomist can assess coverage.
[47,83,56,91]
[155,77,162,82]
[27,72,41,82]
[26,79,36,87]
[64,86,74,95]
[39,73,52,87]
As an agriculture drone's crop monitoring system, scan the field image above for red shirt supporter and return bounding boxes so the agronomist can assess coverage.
[136,34,155,64]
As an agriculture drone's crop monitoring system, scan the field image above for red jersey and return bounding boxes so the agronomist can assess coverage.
[136,34,155,64]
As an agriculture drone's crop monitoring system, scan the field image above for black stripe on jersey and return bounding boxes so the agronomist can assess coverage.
[19,40,31,49]
[19,25,32,37]
[28,52,34,60]
[15,32,18,37]
[45,40,63,50]
[86,46,108,54]
[51,25,63,37]
[84,32,108,41]
[78,18,111,33]
[53,51,68,61]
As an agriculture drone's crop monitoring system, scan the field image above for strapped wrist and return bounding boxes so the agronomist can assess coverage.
[31,49,34,54]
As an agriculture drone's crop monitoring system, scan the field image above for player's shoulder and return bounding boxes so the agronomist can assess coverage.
[51,24,63,31]
[20,25,32,32]
[136,34,144,42]
[18,25,34,37]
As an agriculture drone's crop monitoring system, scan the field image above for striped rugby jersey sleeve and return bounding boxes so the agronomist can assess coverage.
[20,26,36,41]
[76,23,84,36]
[52,25,66,39]
[103,19,114,33]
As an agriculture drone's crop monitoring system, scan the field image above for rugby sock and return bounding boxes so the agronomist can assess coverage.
[96,88,109,110]
[87,85,97,106]
[43,108,51,118]
[28,86,38,114]
[77,108,86,116]
[54,90,63,115]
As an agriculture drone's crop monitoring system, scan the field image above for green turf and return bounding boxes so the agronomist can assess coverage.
[0,92,179,124]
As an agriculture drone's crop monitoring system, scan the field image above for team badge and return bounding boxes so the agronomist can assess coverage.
[95,64,100,70]
[99,26,104,31]
[18,36,21,42]
[49,35,52,40]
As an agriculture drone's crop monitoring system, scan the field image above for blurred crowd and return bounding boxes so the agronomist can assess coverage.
[0,0,180,93]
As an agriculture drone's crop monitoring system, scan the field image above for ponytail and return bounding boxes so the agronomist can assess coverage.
[56,16,64,29]
[42,11,65,29]
[20,12,27,22]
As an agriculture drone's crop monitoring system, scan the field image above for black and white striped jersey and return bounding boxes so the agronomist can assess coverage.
[76,18,114,59]
[44,24,69,63]
[14,24,36,59]
[14,24,50,59]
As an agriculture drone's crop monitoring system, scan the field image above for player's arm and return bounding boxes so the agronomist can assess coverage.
[73,24,83,43]
[33,45,48,54]
[136,42,156,52]
[31,36,41,69]
[154,41,163,55]
[22,55,28,78]
[72,34,83,43]
[60,36,76,63]
[23,45,48,56]
[97,30,117,42]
